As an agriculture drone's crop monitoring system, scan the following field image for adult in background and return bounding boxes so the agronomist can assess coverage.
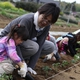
[0,3,60,74]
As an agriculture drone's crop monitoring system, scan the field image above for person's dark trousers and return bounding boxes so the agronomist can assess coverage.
[12,68,35,80]
[24,73,34,80]
[12,73,34,80]
[54,52,60,60]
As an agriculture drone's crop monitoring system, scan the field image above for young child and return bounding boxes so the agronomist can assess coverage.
[56,36,68,55]
[0,24,29,77]
[56,32,80,57]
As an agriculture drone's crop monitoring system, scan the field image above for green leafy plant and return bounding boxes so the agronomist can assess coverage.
[71,59,77,63]
[52,62,60,71]
[74,55,80,60]
[0,2,28,18]
[71,53,80,63]
[0,74,13,80]
[42,66,52,76]
[0,1,14,9]
[61,60,69,68]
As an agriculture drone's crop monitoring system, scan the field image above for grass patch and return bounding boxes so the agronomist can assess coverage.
[0,2,28,19]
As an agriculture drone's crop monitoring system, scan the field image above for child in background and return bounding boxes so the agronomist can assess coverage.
[0,25,29,77]
[56,32,80,57]
[56,36,68,55]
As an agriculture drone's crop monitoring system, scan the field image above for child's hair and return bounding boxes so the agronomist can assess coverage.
[7,24,29,42]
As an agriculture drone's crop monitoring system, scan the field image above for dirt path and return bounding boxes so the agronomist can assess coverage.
[0,15,12,28]
[45,63,80,80]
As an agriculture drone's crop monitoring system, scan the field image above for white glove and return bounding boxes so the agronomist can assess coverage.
[27,67,37,75]
[18,62,27,77]
[46,54,52,60]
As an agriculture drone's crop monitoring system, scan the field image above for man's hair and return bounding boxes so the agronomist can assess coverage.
[38,3,60,24]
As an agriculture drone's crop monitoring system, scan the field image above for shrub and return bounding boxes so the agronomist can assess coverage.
[15,2,40,12]
[0,1,15,9]
[60,11,64,16]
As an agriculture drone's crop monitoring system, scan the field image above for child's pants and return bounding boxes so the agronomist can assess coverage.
[0,59,15,75]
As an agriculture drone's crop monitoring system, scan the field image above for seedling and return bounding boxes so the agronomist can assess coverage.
[71,59,77,63]
[61,60,69,68]
[52,62,60,71]
[74,55,80,60]
[42,66,52,76]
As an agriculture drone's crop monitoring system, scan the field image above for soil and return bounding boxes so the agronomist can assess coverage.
[0,15,80,80]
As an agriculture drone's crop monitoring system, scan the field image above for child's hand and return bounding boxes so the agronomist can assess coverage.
[27,67,37,75]
[18,62,27,77]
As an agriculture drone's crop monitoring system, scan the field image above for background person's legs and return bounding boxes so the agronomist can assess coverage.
[41,40,60,61]
[41,40,54,55]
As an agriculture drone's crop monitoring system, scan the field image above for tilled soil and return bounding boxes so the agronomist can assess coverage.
[0,15,80,80]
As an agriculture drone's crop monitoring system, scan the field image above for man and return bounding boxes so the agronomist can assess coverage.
[0,3,60,74]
